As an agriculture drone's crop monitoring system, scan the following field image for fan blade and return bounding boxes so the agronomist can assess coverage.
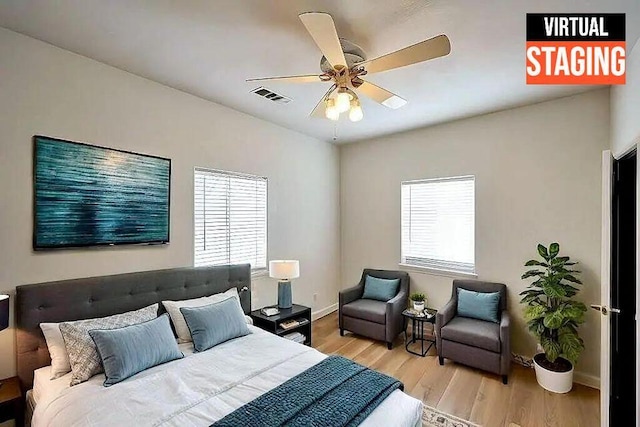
[299,12,347,69]
[309,85,337,118]
[358,81,407,109]
[360,34,451,74]
[246,74,322,83]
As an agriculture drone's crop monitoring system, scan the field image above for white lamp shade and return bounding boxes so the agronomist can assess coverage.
[269,260,300,280]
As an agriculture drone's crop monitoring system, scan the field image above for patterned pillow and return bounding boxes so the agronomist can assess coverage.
[59,304,159,386]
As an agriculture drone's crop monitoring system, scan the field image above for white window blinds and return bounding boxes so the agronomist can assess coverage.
[401,176,475,274]
[194,168,267,271]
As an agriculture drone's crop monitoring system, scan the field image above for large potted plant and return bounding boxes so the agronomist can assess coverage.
[520,243,587,393]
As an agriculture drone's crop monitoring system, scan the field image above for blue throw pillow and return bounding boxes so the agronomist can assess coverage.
[180,297,251,352]
[456,288,501,323]
[361,275,400,302]
[89,314,183,387]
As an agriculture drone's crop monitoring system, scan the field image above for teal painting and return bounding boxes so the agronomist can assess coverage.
[34,136,170,249]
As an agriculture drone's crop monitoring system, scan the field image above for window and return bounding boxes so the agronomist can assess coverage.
[194,168,267,272]
[401,176,475,275]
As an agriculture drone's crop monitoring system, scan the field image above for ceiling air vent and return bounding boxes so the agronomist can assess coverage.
[251,87,292,104]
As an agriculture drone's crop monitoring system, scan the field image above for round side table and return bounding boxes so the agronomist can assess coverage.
[402,308,437,357]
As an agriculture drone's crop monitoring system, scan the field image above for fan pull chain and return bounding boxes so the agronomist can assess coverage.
[333,123,338,142]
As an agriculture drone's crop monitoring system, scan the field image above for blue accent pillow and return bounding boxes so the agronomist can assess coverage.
[89,314,183,387]
[361,275,400,302]
[457,288,501,323]
[180,297,251,352]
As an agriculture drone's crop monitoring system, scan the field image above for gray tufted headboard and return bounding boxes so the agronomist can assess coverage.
[15,264,251,391]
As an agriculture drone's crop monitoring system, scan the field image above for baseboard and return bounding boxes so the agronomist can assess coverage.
[512,353,600,389]
[574,371,600,389]
[312,303,338,321]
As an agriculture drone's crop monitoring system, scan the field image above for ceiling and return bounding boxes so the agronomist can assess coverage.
[1,0,638,144]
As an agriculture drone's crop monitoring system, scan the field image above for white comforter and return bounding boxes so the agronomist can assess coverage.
[33,326,422,427]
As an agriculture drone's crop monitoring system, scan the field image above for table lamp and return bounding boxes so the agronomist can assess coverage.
[269,260,299,309]
[0,294,8,388]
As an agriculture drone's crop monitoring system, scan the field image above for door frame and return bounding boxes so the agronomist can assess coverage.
[601,150,612,427]
[636,148,640,427]
[604,146,640,427]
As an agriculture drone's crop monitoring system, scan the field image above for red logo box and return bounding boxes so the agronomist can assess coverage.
[526,14,626,85]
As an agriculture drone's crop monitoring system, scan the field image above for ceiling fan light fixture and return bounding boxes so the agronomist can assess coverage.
[349,98,363,122]
[336,87,353,113]
[325,98,339,121]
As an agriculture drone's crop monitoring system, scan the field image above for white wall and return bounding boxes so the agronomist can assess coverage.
[0,28,341,379]
[611,39,640,157]
[340,89,610,384]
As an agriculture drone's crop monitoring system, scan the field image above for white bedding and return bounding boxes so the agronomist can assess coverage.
[32,326,422,427]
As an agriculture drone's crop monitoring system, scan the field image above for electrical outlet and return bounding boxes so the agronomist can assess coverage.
[313,293,318,301]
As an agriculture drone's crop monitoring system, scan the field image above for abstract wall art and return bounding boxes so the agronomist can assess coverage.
[33,136,171,249]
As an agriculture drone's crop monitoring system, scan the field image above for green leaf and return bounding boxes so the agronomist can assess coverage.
[562,302,587,324]
[559,326,584,365]
[562,275,583,285]
[520,294,542,305]
[543,308,565,329]
[553,256,570,264]
[527,319,545,337]
[542,282,566,298]
[522,270,544,280]
[549,243,560,259]
[527,278,545,288]
[541,336,561,362]
[525,260,549,267]
[563,285,580,297]
[556,268,581,275]
[537,244,549,260]
[524,304,547,322]
[519,289,544,297]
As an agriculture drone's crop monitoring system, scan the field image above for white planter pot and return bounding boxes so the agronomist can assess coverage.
[533,354,574,393]
[412,301,425,311]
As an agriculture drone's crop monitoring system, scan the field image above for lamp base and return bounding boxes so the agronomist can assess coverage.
[278,281,292,309]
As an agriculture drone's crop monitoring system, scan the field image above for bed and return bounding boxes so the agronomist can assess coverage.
[16,265,423,427]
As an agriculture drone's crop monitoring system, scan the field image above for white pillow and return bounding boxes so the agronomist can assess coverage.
[40,323,71,380]
[163,288,244,343]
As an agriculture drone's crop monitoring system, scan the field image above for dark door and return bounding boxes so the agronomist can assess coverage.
[610,150,636,425]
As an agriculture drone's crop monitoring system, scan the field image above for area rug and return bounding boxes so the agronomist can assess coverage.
[422,405,481,427]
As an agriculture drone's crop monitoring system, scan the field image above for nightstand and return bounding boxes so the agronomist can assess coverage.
[0,377,23,426]
[250,304,312,346]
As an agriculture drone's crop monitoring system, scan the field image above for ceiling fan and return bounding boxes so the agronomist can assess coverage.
[247,12,451,122]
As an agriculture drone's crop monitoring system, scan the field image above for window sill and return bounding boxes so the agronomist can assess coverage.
[398,263,478,279]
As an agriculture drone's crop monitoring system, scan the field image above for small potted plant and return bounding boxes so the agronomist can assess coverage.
[410,293,426,312]
[520,243,587,393]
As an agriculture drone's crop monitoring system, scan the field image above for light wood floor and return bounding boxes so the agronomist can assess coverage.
[312,312,600,427]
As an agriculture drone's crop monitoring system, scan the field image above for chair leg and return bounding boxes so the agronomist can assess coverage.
[340,328,344,336]
[387,342,392,350]
[438,356,444,365]
[502,375,508,385]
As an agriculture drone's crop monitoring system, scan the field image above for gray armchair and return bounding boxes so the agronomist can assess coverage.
[339,269,409,350]
[435,279,511,384]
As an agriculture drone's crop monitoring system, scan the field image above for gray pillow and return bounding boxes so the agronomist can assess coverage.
[59,304,159,386]
[180,298,250,352]
[89,314,183,386]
